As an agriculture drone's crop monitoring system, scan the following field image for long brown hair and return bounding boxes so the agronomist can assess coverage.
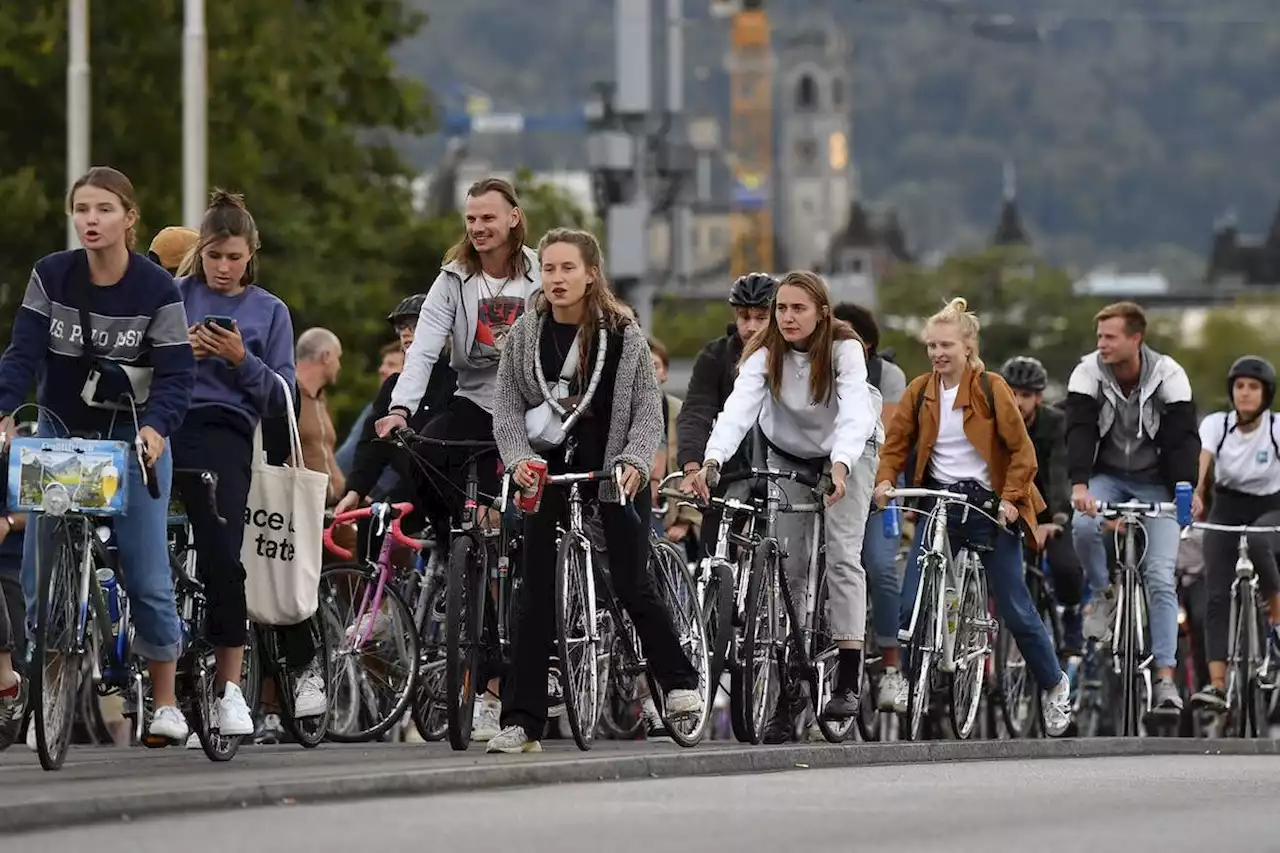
[67,166,140,251]
[535,228,630,379]
[444,177,530,280]
[177,189,261,284]
[742,269,861,405]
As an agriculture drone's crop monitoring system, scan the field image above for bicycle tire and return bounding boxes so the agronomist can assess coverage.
[444,536,486,750]
[810,578,855,744]
[189,634,243,761]
[597,622,643,740]
[736,539,781,745]
[650,541,711,748]
[277,609,333,748]
[32,517,84,771]
[321,564,420,744]
[1118,570,1146,737]
[557,534,599,751]
[903,558,939,743]
[700,560,734,706]
[948,554,988,740]
[410,581,449,742]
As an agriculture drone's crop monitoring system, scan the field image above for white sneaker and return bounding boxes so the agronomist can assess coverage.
[471,697,501,742]
[1042,673,1072,737]
[149,705,190,742]
[293,662,328,718]
[345,610,393,645]
[216,683,254,736]
[25,721,37,752]
[485,724,541,753]
[185,733,201,749]
[547,668,565,718]
[664,687,702,718]
[879,668,906,712]
[640,696,670,741]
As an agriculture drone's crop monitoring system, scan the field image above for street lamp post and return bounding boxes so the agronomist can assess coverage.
[66,0,90,249]
[183,0,207,229]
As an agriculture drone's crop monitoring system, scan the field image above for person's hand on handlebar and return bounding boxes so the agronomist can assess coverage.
[873,480,894,509]
[617,463,643,498]
[825,462,848,507]
[683,460,718,501]
[333,490,369,518]
[1071,483,1097,517]
[136,426,166,462]
[375,411,409,438]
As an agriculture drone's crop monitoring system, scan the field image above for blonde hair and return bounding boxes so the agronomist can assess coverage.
[741,270,861,405]
[923,297,984,370]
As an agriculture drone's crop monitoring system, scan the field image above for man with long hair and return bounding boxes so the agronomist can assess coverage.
[373,177,541,742]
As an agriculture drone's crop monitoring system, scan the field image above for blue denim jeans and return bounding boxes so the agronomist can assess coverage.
[899,507,1062,690]
[862,507,902,649]
[22,420,182,662]
[1071,472,1179,669]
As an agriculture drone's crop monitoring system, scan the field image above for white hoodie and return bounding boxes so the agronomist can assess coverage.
[390,246,541,415]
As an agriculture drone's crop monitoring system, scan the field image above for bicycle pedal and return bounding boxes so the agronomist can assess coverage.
[141,733,173,749]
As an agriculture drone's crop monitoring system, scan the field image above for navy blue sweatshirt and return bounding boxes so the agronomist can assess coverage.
[0,250,195,436]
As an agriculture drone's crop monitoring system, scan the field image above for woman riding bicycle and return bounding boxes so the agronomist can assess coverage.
[873,297,1073,736]
[1190,356,1280,711]
[686,269,881,740]
[0,166,196,744]
[487,228,702,753]
[173,190,325,735]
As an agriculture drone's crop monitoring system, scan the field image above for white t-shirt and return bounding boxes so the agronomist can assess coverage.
[929,382,992,489]
[1200,410,1280,495]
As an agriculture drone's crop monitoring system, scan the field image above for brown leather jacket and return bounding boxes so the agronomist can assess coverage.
[876,366,1046,532]
[295,387,344,503]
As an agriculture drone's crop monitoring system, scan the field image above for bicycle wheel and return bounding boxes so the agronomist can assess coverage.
[320,564,419,743]
[31,517,84,771]
[809,577,855,744]
[699,560,734,704]
[444,536,486,750]
[1116,570,1149,737]
[556,533,599,750]
[188,627,258,762]
[411,580,449,742]
[948,553,988,740]
[736,539,782,745]
[598,618,643,740]
[277,611,333,748]
[650,540,711,747]
[903,557,939,743]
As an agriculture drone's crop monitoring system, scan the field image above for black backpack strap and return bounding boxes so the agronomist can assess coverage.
[979,370,996,415]
[1216,411,1230,457]
[67,250,97,368]
[867,353,883,391]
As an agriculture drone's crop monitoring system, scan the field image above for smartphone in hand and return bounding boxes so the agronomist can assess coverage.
[204,315,235,331]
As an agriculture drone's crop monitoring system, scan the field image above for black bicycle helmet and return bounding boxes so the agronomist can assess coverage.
[387,293,427,326]
[1227,355,1276,410]
[728,273,778,308]
[1000,356,1048,392]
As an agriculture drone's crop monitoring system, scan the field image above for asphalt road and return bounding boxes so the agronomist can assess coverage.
[11,755,1276,853]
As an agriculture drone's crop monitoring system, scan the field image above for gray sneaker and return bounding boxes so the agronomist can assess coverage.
[1084,587,1117,643]
[1152,677,1183,713]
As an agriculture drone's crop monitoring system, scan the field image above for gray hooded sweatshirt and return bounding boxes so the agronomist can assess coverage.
[390,246,541,415]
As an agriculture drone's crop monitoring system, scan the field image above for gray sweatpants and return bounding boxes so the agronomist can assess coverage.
[769,447,876,643]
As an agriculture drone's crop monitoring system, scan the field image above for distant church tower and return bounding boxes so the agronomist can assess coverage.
[775,21,852,272]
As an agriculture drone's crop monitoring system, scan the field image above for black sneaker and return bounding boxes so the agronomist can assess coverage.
[1190,685,1227,712]
[762,688,805,744]
[821,687,860,721]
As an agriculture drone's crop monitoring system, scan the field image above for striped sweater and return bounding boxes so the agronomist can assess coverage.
[0,249,195,436]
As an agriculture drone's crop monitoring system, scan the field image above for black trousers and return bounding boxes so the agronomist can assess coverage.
[501,486,698,739]
[407,396,501,540]
[1045,526,1084,607]
[173,409,315,666]
[1203,488,1280,662]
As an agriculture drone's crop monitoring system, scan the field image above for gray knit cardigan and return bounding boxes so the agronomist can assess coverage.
[491,310,663,503]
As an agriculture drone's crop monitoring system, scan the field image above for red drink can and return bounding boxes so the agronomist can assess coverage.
[515,460,548,514]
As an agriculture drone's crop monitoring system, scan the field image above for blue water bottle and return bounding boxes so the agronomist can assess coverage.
[1174,481,1193,527]
[96,567,121,626]
[882,499,902,540]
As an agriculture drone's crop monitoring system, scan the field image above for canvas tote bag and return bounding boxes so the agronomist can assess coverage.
[243,373,328,625]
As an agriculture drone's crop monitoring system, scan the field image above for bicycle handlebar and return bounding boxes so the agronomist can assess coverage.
[173,469,225,526]
[885,486,968,502]
[1094,500,1177,517]
[1187,521,1280,535]
[389,427,496,450]
[323,500,427,560]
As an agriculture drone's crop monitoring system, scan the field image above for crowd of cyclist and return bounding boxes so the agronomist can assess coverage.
[0,164,1276,761]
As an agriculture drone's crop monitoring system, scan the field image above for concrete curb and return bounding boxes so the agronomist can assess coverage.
[4,737,1278,834]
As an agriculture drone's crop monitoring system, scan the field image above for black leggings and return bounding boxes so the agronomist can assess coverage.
[173,409,315,666]
[1203,488,1280,662]
[406,396,501,540]
[0,573,22,660]
[500,486,698,739]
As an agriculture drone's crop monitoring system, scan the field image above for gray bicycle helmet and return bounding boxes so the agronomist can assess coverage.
[1227,355,1276,410]
[728,273,778,308]
[1000,356,1048,392]
[387,293,427,326]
